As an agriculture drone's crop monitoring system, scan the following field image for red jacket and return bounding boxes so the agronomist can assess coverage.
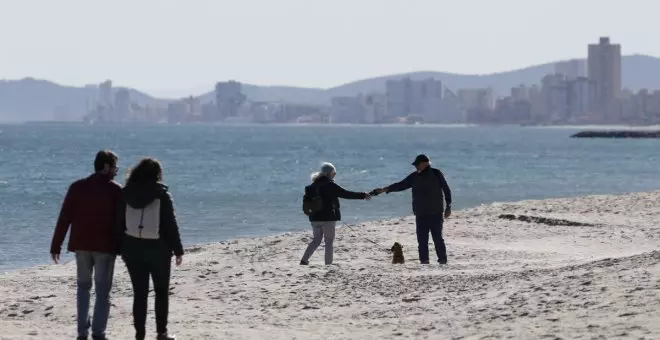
[50,173,123,255]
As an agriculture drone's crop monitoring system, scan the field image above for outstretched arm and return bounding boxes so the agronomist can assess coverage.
[331,182,369,200]
[384,173,414,193]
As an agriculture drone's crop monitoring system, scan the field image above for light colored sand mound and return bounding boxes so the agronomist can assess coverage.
[1,191,660,339]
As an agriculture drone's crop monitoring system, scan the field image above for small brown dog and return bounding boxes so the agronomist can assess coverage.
[391,242,405,264]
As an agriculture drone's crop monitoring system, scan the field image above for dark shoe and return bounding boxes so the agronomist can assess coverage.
[92,336,108,340]
[438,259,448,265]
[77,337,88,340]
[420,261,430,265]
[299,260,309,265]
[157,334,176,340]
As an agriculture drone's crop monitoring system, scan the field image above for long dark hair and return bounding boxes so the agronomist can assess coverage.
[126,158,163,185]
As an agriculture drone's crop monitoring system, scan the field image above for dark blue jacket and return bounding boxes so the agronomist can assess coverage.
[386,167,452,216]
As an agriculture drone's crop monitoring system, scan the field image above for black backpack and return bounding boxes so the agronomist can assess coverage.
[302,183,325,216]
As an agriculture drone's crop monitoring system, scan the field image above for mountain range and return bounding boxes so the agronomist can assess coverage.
[1,54,659,122]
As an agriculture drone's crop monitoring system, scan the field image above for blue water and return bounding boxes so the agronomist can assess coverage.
[0,124,659,272]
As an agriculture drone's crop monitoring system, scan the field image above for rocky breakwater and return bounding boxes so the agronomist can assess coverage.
[571,130,660,138]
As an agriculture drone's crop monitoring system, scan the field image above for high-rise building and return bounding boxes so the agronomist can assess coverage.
[588,37,622,121]
[114,88,131,121]
[364,94,386,124]
[215,81,246,120]
[510,85,529,101]
[566,77,591,121]
[554,59,586,80]
[167,102,187,124]
[329,95,367,123]
[99,80,113,107]
[385,78,412,117]
[458,88,495,111]
[385,78,444,120]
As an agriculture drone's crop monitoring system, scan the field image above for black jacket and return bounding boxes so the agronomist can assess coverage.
[117,182,184,257]
[386,167,452,216]
[305,176,367,222]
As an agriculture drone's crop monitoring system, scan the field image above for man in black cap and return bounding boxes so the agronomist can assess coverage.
[374,154,452,264]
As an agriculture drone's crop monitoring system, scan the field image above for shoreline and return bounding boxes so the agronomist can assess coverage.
[12,121,660,129]
[1,191,660,339]
[5,188,658,274]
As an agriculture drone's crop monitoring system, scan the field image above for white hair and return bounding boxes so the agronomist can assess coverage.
[310,162,336,182]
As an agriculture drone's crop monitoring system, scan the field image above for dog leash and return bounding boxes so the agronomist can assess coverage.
[341,221,391,253]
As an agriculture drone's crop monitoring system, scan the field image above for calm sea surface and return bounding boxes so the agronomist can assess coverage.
[0,124,658,272]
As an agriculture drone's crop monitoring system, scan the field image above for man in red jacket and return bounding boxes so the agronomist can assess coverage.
[50,150,123,340]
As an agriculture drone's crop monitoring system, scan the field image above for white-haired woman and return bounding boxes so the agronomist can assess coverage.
[300,162,371,265]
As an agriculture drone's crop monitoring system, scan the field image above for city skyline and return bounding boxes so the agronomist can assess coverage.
[3,32,660,125]
[1,0,659,97]
[2,52,658,99]
[77,37,660,126]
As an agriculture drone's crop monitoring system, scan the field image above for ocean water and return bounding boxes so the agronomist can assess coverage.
[0,123,658,272]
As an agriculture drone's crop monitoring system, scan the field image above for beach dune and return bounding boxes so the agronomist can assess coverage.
[1,191,660,339]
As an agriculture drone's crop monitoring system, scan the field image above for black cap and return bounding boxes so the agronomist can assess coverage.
[411,154,430,165]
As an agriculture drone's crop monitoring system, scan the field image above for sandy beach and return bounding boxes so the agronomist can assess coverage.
[1,191,659,339]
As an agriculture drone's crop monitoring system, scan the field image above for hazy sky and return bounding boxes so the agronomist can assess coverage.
[0,0,657,97]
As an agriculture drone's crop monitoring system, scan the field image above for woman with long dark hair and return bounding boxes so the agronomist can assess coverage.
[117,158,183,340]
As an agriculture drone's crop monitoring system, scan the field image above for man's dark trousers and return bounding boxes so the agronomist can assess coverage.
[415,214,447,264]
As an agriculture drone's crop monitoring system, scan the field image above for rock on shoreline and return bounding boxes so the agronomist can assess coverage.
[571,130,660,138]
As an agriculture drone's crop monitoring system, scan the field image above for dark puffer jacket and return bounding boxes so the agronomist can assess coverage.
[117,182,184,257]
[305,176,367,222]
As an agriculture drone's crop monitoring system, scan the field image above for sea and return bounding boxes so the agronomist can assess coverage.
[0,123,659,272]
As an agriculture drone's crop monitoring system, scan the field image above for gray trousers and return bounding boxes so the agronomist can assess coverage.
[301,221,336,265]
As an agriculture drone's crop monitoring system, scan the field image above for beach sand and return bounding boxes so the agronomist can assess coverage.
[1,191,659,339]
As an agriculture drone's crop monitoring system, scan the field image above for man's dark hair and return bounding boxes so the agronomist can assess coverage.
[94,150,118,172]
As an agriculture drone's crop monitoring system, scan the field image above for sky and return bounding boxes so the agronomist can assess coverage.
[0,0,657,98]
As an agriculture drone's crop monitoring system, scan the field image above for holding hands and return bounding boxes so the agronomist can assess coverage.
[360,187,388,201]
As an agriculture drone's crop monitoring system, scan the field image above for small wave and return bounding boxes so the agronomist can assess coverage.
[0,181,8,186]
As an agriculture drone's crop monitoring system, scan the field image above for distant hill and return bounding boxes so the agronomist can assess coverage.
[0,78,167,122]
[1,55,659,122]
[191,55,660,105]
[325,54,660,98]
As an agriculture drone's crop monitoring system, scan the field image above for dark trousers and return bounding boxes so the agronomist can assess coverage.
[122,244,171,339]
[415,214,447,264]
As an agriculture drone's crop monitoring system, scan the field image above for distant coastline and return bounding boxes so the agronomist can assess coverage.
[16,120,660,130]
[2,54,660,124]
